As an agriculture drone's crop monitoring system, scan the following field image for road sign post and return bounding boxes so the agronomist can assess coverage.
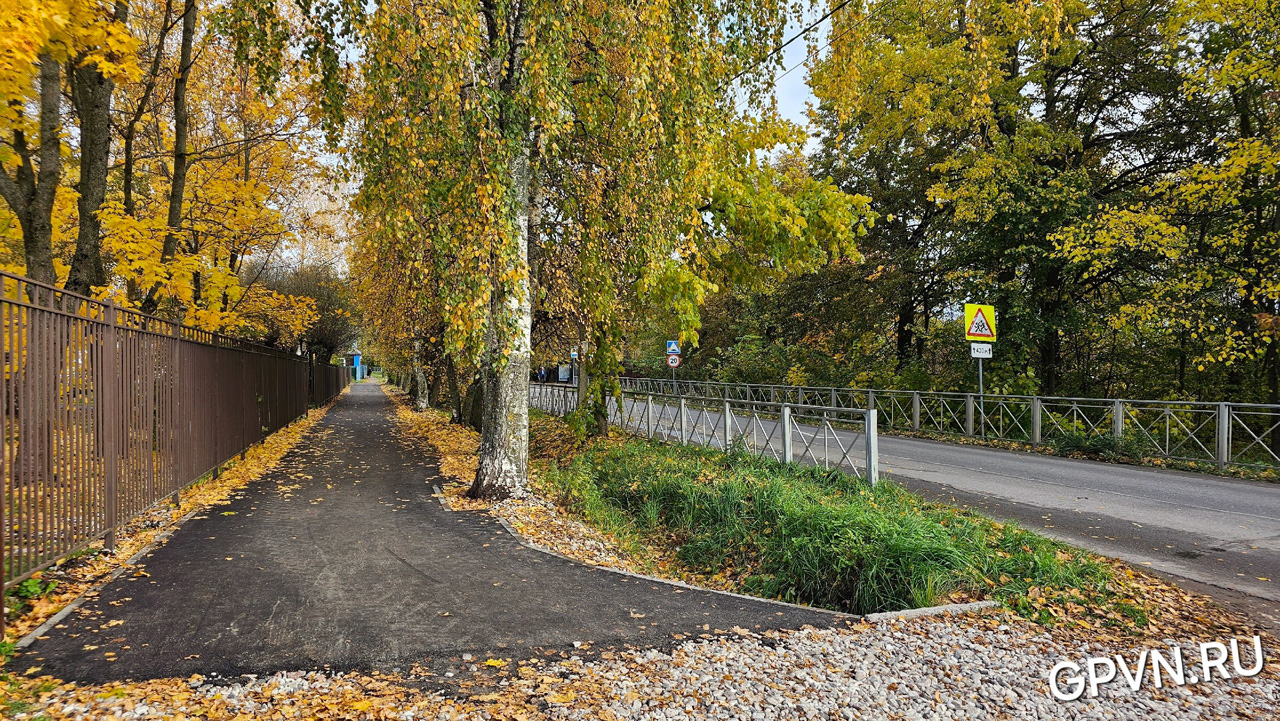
[965,305,997,438]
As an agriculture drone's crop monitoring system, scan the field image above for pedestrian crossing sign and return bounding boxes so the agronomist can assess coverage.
[964,303,997,341]
[666,340,681,355]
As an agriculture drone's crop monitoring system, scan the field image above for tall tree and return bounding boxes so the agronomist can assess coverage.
[0,54,62,285]
[141,0,197,313]
[810,0,1204,394]
[224,0,843,498]
[1057,0,1280,410]
[66,1,133,294]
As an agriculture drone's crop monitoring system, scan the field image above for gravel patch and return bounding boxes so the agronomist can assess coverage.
[548,616,1279,720]
[18,615,1278,719]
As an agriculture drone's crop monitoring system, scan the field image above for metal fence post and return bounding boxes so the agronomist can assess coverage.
[1113,399,1125,444]
[865,409,879,484]
[867,389,876,414]
[103,301,119,551]
[965,394,975,436]
[1031,397,1042,446]
[1217,403,1231,468]
[679,396,688,444]
[781,404,793,463]
[723,399,733,449]
[646,394,654,439]
[911,392,921,431]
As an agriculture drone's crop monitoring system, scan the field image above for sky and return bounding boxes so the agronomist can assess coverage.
[773,23,821,127]
[769,18,830,153]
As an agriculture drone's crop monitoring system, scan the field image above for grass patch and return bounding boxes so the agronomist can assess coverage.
[537,425,1125,621]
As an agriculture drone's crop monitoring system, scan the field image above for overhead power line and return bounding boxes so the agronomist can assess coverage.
[718,0,856,92]
[731,1,888,114]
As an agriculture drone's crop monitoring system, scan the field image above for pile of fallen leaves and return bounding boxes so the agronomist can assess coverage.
[3,394,344,646]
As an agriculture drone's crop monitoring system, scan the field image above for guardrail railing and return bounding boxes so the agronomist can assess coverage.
[2,269,349,600]
[610,377,1280,470]
[529,382,880,483]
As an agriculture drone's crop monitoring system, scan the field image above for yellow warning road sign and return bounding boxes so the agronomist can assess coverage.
[964,303,996,341]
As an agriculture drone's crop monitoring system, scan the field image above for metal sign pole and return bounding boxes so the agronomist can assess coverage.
[978,357,984,438]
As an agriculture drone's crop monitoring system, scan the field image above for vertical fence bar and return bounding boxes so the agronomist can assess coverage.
[865,409,879,484]
[723,399,733,450]
[911,392,920,431]
[1113,399,1125,444]
[781,404,792,463]
[1217,403,1231,468]
[965,394,975,436]
[1031,397,1042,446]
[679,397,687,444]
[646,394,653,439]
[103,301,118,551]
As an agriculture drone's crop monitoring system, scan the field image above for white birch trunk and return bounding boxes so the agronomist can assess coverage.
[411,339,431,411]
[469,141,532,499]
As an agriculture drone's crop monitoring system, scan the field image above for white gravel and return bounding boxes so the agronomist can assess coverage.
[549,617,1279,720]
[21,616,1277,720]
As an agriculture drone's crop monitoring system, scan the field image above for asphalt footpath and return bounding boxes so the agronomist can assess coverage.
[16,382,846,683]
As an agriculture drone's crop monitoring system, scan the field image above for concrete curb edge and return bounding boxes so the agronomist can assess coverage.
[863,600,1000,623]
[16,506,203,650]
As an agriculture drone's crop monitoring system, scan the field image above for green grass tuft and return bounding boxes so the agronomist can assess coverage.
[542,437,1113,616]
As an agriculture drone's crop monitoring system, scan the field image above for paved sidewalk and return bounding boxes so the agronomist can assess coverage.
[17,383,843,683]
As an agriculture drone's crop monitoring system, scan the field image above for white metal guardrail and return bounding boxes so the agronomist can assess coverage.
[529,383,880,483]
[608,378,1280,470]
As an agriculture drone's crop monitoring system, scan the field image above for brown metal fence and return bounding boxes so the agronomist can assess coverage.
[311,358,350,408]
[1,270,349,599]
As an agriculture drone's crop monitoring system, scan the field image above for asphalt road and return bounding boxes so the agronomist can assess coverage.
[598,394,1280,629]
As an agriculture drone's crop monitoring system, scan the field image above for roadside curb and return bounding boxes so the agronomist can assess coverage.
[863,600,1000,623]
[16,506,202,650]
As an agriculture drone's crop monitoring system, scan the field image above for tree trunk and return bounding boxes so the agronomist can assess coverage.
[463,375,484,432]
[0,54,62,286]
[406,367,419,401]
[141,0,197,313]
[411,347,430,411]
[123,0,174,219]
[66,2,127,295]
[445,354,463,424]
[576,337,588,407]
[592,382,607,436]
[894,298,915,371]
[469,142,533,500]
[427,365,441,407]
[1267,341,1279,462]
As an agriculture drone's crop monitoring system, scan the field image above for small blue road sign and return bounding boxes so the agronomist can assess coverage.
[666,340,681,355]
